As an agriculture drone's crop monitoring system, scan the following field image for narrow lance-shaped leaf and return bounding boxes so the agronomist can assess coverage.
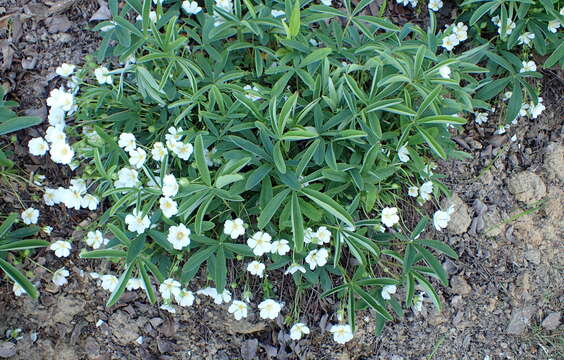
[195,135,211,186]
[291,192,304,252]
[301,188,354,227]
[106,261,135,307]
[0,257,38,299]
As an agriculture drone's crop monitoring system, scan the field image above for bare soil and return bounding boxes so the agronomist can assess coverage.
[0,1,562,359]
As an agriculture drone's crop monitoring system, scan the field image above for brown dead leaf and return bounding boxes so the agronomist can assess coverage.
[0,39,14,70]
[45,15,72,33]
[46,0,77,16]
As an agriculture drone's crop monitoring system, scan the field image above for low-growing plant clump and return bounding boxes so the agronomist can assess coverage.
[6,0,561,345]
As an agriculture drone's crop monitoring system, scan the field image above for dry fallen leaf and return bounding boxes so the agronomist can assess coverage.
[90,0,111,22]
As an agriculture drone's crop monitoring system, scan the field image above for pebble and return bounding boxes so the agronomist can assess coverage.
[541,312,561,331]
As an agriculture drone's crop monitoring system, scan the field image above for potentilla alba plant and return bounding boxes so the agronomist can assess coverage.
[60,0,480,339]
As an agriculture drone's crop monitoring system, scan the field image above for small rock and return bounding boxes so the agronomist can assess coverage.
[541,312,560,331]
[240,339,258,360]
[483,207,505,237]
[52,297,85,324]
[507,171,546,205]
[450,275,471,295]
[109,311,140,345]
[149,317,164,328]
[45,15,72,33]
[524,249,541,265]
[544,143,564,183]
[0,341,16,358]
[506,305,536,335]
[442,193,471,234]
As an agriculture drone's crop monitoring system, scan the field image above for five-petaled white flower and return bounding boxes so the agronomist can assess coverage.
[94,66,113,85]
[223,218,245,239]
[126,278,143,291]
[55,63,75,77]
[520,60,537,73]
[258,299,282,319]
[182,1,202,14]
[115,168,139,188]
[247,231,272,256]
[13,282,26,297]
[439,65,451,79]
[517,32,535,46]
[159,278,181,300]
[547,20,560,33]
[197,287,232,304]
[81,194,99,210]
[21,208,39,225]
[228,300,248,320]
[419,181,434,201]
[50,240,71,257]
[125,210,151,234]
[174,142,194,160]
[408,186,419,197]
[398,145,410,163]
[167,224,191,250]
[305,248,329,270]
[290,323,310,340]
[162,174,179,197]
[28,138,49,156]
[243,85,261,101]
[151,142,167,161]
[175,289,195,307]
[270,239,290,255]
[52,267,70,286]
[118,133,136,152]
[474,111,488,125]
[160,197,178,218]
[381,207,399,227]
[247,261,266,278]
[428,0,443,11]
[50,141,74,165]
[285,263,306,275]
[433,205,454,231]
[45,126,66,144]
[441,34,459,51]
[101,274,118,292]
[330,324,354,344]
[128,148,146,169]
[46,88,74,112]
[85,230,108,249]
[314,226,332,244]
[381,284,397,300]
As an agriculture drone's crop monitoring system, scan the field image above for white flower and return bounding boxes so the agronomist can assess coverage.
[289,323,310,340]
[428,0,443,11]
[441,34,459,51]
[453,22,468,41]
[419,181,434,201]
[320,0,331,5]
[173,142,193,160]
[81,194,99,210]
[247,231,272,256]
[497,19,516,35]
[215,0,233,12]
[13,282,26,297]
[85,230,108,249]
[50,240,71,257]
[330,324,353,344]
[159,278,181,300]
[517,32,535,45]
[247,261,266,278]
[258,299,282,319]
[128,148,147,169]
[162,174,179,197]
[381,284,397,300]
[167,224,191,250]
[303,227,315,244]
[175,289,195,307]
[151,142,167,161]
[528,98,546,119]
[228,300,248,320]
[197,287,233,304]
[114,168,139,188]
[305,248,329,270]
[271,239,290,255]
[118,133,136,152]
[396,0,417,7]
[45,126,66,144]
[520,60,537,73]
[44,188,59,206]
[381,207,399,227]
[48,107,66,129]
[314,226,331,244]
[159,197,178,218]
[438,65,451,79]
[398,145,410,162]
[182,1,202,14]
[60,189,82,210]
[46,88,74,112]
[243,85,261,101]
[285,263,306,275]
[49,141,74,165]
[433,206,454,231]
[502,91,513,101]
[224,218,245,239]
[70,179,87,194]
[94,66,113,85]
[474,111,488,125]
[547,20,560,33]
[101,274,119,291]
[55,63,75,77]
[413,291,425,312]
[126,278,143,291]
[125,210,151,234]
[271,9,285,17]
[41,226,53,235]
[28,137,49,156]
[166,126,184,142]
[160,304,176,313]
[21,208,39,225]
[52,267,70,286]
[408,186,419,197]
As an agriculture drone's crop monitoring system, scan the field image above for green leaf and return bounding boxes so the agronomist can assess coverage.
[353,285,393,320]
[416,127,446,159]
[194,135,212,186]
[215,174,243,189]
[544,41,564,68]
[288,0,301,38]
[80,250,127,259]
[506,80,522,124]
[0,239,49,252]
[245,164,272,190]
[0,116,42,136]
[412,272,442,311]
[0,257,38,299]
[273,142,287,174]
[106,262,135,307]
[416,86,442,117]
[181,245,217,284]
[469,1,498,25]
[300,48,333,68]
[290,192,304,252]
[416,239,458,259]
[301,188,354,227]
[0,213,18,238]
[138,262,156,304]
[107,224,131,245]
[258,188,291,229]
[414,244,448,286]
[418,115,466,125]
[126,236,145,264]
[215,247,227,292]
